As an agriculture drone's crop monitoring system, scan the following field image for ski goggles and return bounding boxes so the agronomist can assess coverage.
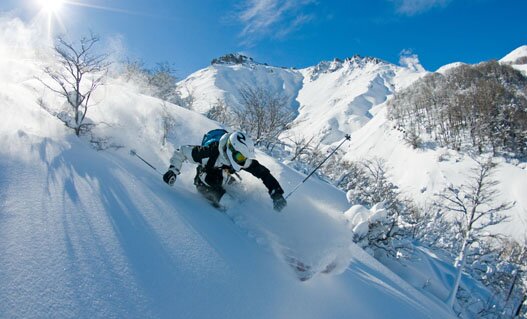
[227,140,247,165]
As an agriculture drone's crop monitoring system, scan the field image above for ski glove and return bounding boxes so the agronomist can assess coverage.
[163,166,179,186]
[271,191,287,212]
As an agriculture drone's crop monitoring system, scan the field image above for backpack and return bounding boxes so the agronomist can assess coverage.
[198,129,233,182]
[201,128,228,147]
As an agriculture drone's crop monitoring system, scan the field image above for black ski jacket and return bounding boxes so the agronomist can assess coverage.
[190,142,284,195]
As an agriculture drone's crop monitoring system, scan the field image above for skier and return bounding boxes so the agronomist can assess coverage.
[162,130,287,211]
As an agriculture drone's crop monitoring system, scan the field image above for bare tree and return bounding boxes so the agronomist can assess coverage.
[434,158,514,308]
[494,238,527,318]
[39,33,110,136]
[205,98,231,125]
[175,84,196,109]
[120,59,188,107]
[286,134,316,161]
[233,86,295,146]
[121,58,149,85]
[388,62,527,159]
[405,203,455,248]
[148,62,179,103]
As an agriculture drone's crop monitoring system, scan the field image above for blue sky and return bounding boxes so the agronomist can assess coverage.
[2,0,526,77]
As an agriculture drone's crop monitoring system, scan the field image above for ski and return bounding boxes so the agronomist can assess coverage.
[283,253,341,281]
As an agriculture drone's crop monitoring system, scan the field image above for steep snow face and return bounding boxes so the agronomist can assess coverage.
[176,59,303,114]
[0,24,455,318]
[287,56,424,145]
[0,101,454,319]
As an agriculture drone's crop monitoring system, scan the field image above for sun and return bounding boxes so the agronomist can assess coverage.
[34,0,67,37]
[38,0,65,13]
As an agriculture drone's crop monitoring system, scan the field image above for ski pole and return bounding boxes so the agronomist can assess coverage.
[284,134,351,200]
[129,149,163,176]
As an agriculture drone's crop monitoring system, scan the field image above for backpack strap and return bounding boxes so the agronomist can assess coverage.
[191,140,231,173]
[204,141,220,172]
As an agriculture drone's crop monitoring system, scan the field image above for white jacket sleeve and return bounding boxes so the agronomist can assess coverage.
[169,145,197,173]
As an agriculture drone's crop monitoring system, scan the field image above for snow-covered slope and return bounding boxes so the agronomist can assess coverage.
[500,45,527,74]
[0,20,455,319]
[337,46,527,241]
[435,62,466,74]
[177,54,303,114]
[289,56,423,145]
[341,105,527,241]
[500,45,527,64]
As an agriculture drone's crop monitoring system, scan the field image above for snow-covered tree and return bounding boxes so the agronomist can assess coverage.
[434,158,514,308]
[343,159,414,258]
[405,203,456,249]
[343,203,391,256]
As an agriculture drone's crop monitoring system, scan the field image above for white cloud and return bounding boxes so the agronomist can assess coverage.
[399,49,425,72]
[390,0,451,16]
[235,0,315,44]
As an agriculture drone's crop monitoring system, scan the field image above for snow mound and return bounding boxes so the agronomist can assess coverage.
[435,62,466,74]
[500,45,527,64]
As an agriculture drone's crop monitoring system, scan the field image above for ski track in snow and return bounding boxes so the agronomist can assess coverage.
[223,189,354,280]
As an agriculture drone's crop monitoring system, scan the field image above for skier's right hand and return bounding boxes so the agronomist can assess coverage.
[163,166,179,186]
[271,192,287,212]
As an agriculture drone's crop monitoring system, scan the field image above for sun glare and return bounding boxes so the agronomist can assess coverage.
[32,0,144,37]
[38,0,64,13]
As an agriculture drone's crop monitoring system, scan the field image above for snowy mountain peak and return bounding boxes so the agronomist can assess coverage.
[310,59,344,77]
[308,55,389,81]
[180,51,424,146]
[211,53,258,66]
[500,45,527,64]
[344,54,385,65]
[178,54,302,114]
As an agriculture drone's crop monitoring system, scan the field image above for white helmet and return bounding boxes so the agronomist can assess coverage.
[225,131,255,171]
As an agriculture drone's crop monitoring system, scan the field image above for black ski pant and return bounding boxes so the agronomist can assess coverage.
[194,178,226,205]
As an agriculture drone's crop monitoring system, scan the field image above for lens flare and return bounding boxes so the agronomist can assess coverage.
[32,0,156,38]
[38,0,64,13]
